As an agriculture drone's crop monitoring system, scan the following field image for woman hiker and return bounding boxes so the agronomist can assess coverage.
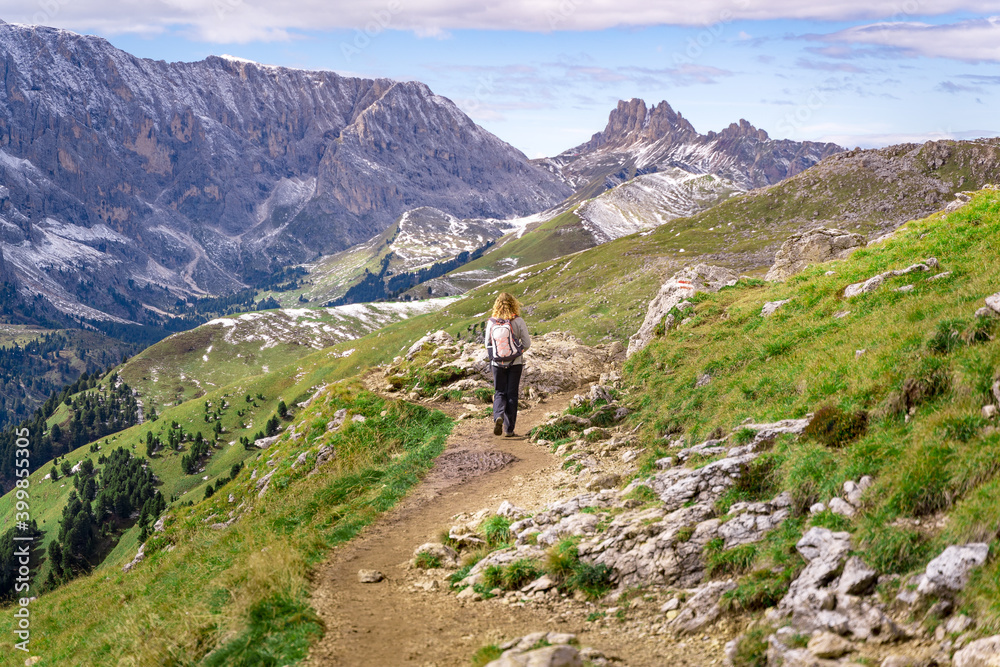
[484,292,531,437]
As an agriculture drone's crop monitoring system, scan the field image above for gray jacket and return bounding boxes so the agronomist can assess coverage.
[484,316,531,366]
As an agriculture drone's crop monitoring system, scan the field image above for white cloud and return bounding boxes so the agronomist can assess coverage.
[826,17,1000,62]
[8,0,1000,42]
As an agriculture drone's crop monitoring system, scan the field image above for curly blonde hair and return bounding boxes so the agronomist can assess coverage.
[492,292,521,320]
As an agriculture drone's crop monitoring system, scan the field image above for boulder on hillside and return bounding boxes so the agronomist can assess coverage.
[986,291,1000,315]
[953,635,1000,667]
[765,228,865,282]
[448,332,619,393]
[917,543,990,595]
[406,330,454,360]
[628,264,738,357]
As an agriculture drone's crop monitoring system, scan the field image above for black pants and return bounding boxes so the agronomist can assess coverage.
[492,363,523,434]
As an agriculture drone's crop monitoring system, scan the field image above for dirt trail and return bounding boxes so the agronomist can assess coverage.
[306,394,693,666]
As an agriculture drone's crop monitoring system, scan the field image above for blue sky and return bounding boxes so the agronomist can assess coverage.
[3,1,999,157]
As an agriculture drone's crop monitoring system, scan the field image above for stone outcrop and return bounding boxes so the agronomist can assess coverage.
[915,543,990,596]
[628,264,739,357]
[843,258,939,298]
[486,632,608,667]
[953,635,1000,667]
[772,527,901,642]
[765,228,865,282]
[404,331,621,395]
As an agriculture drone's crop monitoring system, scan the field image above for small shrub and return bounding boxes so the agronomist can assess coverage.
[471,645,503,666]
[482,564,505,590]
[733,427,757,446]
[480,515,512,548]
[564,561,613,601]
[502,559,542,590]
[589,405,618,427]
[803,405,868,448]
[474,388,493,404]
[942,415,987,443]
[729,626,770,667]
[705,539,758,577]
[886,358,951,416]
[927,318,968,355]
[449,564,473,589]
[414,552,442,569]
[965,315,997,344]
[529,422,575,442]
[546,538,582,580]
[722,569,795,612]
[675,525,696,543]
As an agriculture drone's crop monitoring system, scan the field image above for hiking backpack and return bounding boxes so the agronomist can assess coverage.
[487,317,524,365]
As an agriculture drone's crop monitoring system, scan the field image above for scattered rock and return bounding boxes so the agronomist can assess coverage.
[983,405,998,420]
[945,614,974,635]
[520,574,557,594]
[456,586,480,601]
[487,633,587,667]
[765,228,865,282]
[669,580,736,633]
[413,542,460,568]
[837,557,878,596]
[828,497,856,517]
[880,656,926,667]
[985,292,1000,315]
[953,635,1000,667]
[497,500,528,520]
[975,306,997,319]
[761,299,792,317]
[844,258,939,298]
[808,631,854,658]
[628,264,739,356]
[122,544,145,573]
[357,569,385,583]
[406,330,453,360]
[254,434,281,449]
[918,543,990,595]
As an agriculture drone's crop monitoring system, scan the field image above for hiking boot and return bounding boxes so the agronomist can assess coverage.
[493,417,503,436]
[504,432,516,438]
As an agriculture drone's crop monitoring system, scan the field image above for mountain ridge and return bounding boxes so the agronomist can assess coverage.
[542,97,844,195]
[0,21,570,323]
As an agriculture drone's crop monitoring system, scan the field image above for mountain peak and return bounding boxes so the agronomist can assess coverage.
[552,98,844,192]
[573,98,698,154]
[707,119,770,143]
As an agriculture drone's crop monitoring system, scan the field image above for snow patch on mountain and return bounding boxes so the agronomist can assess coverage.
[577,169,743,242]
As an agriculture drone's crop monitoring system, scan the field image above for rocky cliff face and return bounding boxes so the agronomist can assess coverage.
[0,22,570,321]
[543,98,844,195]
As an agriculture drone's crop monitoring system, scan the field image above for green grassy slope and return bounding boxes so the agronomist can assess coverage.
[118,299,459,411]
[621,189,1000,627]
[0,383,450,665]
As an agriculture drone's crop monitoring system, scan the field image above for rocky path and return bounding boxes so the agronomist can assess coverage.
[305,395,693,666]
